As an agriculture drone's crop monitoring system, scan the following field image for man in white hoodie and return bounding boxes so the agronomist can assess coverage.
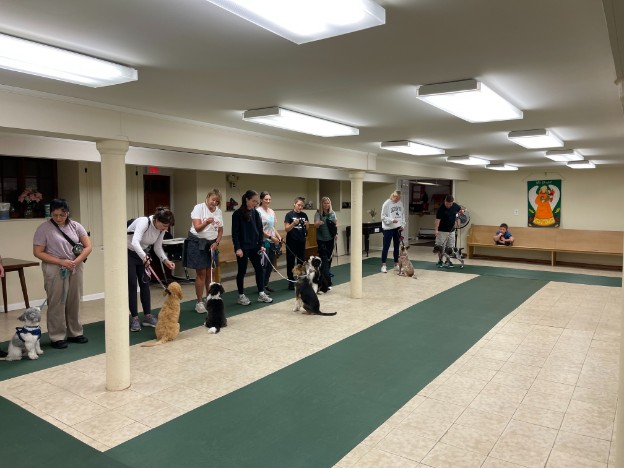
[380,191,405,273]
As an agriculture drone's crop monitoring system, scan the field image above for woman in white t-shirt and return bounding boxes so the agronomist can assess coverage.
[256,191,282,292]
[184,188,224,313]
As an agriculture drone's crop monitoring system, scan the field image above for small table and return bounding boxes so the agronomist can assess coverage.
[1,258,40,313]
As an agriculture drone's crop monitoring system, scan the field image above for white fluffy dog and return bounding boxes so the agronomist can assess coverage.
[7,307,44,361]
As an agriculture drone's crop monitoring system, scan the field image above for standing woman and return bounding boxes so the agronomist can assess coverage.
[256,191,282,293]
[231,190,273,305]
[284,196,309,290]
[127,207,176,332]
[33,198,92,349]
[314,196,337,287]
[185,188,224,313]
[380,190,405,273]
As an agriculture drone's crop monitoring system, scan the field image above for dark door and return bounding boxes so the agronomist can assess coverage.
[143,174,170,215]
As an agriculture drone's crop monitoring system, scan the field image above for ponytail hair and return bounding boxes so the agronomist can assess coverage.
[153,206,175,226]
[240,189,258,221]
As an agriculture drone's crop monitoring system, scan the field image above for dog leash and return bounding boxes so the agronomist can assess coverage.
[259,250,297,283]
[209,249,218,284]
[145,260,171,295]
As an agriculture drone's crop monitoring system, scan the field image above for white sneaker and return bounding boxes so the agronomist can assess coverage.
[381,265,387,273]
[195,301,207,314]
[258,292,273,303]
[238,294,251,306]
[393,265,400,271]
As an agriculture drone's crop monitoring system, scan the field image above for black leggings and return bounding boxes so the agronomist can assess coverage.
[317,239,334,285]
[236,248,265,295]
[286,237,306,281]
[128,250,151,317]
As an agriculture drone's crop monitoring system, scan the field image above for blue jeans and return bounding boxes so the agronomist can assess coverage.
[381,228,401,264]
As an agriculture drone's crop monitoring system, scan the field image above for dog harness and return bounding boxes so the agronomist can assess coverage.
[16,326,42,342]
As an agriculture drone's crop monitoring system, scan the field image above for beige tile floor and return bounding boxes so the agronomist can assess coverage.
[0,248,621,467]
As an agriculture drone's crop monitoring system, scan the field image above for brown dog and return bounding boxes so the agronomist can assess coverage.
[398,244,416,278]
[141,282,183,347]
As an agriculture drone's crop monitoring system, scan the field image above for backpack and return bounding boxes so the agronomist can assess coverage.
[326,219,337,238]
[127,216,149,235]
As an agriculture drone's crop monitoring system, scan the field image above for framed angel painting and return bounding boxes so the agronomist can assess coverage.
[527,179,561,228]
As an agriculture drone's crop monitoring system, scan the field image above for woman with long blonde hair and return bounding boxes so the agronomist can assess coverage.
[314,196,337,286]
[185,188,224,313]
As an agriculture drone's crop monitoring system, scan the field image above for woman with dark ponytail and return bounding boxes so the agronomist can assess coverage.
[231,190,273,305]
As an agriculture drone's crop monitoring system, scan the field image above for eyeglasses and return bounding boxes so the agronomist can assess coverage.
[51,212,69,218]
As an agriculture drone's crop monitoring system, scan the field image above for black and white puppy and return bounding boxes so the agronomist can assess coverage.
[306,256,331,294]
[6,307,43,361]
[204,282,227,333]
[292,264,336,316]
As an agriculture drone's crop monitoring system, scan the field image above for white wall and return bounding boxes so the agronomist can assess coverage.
[455,168,624,231]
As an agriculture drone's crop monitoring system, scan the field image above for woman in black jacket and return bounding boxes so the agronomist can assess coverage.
[231,190,273,305]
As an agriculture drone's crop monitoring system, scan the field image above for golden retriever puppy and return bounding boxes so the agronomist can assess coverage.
[141,282,183,347]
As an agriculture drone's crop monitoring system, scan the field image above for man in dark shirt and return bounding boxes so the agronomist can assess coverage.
[434,195,464,268]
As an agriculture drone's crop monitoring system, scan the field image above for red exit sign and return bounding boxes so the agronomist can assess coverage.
[147,166,160,174]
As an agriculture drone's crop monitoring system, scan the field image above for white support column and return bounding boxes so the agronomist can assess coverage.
[349,171,365,299]
[615,239,624,468]
[96,139,131,391]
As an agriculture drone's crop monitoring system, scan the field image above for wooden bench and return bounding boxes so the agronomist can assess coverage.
[466,225,623,268]
[213,225,318,282]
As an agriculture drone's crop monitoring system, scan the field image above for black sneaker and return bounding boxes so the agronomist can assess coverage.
[51,340,68,349]
[444,261,454,268]
[0,349,7,359]
[288,283,295,291]
[67,335,88,344]
[265,286,275,293]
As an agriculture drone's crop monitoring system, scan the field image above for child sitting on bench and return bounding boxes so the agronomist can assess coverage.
[493,223,514,246]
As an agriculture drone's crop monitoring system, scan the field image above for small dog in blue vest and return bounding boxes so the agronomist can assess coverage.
[6,307,43,361]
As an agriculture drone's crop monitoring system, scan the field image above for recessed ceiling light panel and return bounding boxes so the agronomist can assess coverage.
[486,163,518,171]
[380,140,445,156]
[416,79,523,123]
[567,160,596,169]
[0,33,137,87]
[206,0,386,44]
[243,106,359,137]
[508,129,564,149]
[545,149,583,162]
[446,155,489,166]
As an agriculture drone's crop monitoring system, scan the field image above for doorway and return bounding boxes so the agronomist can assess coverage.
[143,174,171,215]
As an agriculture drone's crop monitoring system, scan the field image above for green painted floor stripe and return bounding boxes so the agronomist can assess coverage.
[107,275,547,468]
[411,260,621,287]
[0,397,126,468]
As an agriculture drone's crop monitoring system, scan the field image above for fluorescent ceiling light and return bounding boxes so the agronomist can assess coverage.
[0,33,137,87]
[486,163,518,171]
[567,160,596,169]
[415,180,438,186]
[446,155,489,166]
[508,129,564,149]
[380,140,445,156]
[545,149,583,162]
[415,79,523,123]
[243,107,359,137]
[205,0,385,44]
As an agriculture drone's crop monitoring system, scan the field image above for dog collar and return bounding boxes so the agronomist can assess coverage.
[16,326,42,342]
